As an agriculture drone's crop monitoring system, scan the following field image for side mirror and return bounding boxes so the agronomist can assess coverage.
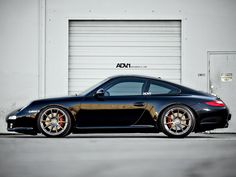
[94,88,105,97]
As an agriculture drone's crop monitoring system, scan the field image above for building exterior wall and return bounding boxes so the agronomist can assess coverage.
[45,0,236,97]
[0,0,236,132]
[0,0,39,132]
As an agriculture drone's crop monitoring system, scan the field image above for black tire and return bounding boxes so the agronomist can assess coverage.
[37,106,72,137]
[159,105,195,138]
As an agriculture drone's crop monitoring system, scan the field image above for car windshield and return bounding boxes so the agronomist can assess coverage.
[79,77,111,96]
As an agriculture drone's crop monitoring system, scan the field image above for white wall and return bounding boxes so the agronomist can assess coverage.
[0,0,39,132]
[45,0,236,97]
[0,0,236,132]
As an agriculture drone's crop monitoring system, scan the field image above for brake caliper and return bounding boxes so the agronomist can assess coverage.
[58,113,64,127]
[167,113,172,128]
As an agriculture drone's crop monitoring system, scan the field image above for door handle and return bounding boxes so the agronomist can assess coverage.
[134,102,145,107]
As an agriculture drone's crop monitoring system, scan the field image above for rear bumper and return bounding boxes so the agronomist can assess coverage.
[194,105,231,132]
[198,113,231,131]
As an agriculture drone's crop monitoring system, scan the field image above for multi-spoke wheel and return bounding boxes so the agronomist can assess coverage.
[160,105,195,138]
[37,106,71,137]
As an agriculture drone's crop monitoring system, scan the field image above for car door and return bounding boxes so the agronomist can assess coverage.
[76,77,147,127]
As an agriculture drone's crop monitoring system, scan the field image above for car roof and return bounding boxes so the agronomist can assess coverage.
[107,75,207,96]
[108,74,162,80]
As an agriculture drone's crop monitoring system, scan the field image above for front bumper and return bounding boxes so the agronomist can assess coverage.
[6,109,38,135]
[7,117,37,134]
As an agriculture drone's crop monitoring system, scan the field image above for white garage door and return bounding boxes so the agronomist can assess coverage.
[69,20,181,95]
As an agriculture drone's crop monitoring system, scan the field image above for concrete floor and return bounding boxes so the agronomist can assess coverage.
[0,133,236,177]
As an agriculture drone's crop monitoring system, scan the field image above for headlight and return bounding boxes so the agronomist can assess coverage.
[8,115,17,120]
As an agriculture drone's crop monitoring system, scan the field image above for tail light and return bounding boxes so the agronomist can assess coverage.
[205,100,225,107]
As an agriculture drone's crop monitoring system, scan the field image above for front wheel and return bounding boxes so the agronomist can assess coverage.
[160,105,196,138]
[37,106,72,137]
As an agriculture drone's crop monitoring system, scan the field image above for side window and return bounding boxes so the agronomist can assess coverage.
[106,81,144,96]
[148,81,179,95]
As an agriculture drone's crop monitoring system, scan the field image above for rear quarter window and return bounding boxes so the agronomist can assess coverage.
[148,80,180,95]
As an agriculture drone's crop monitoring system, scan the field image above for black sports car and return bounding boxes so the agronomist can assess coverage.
[6,75,231,138]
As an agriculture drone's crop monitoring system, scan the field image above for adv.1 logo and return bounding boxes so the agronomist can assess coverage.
[116,63,131,68]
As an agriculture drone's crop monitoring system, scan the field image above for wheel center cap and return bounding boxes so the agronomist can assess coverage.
[51,118,58,125]
[174,118,181,124]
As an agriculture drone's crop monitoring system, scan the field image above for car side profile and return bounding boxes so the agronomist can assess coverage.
[6,75,231,138]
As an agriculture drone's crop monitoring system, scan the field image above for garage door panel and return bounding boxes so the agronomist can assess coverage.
[69,20,181,95]
[69,56,180,65]
[69,69,180,79]
[69,63,180,70]
[70,41,180,47]
[69,34,180,42]
[70,47,180,56]
[70,20,180,27]
[70,31,180,35]
[69,26,180,34]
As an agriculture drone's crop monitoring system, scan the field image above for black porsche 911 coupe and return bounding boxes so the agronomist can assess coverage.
[6,75,231,138]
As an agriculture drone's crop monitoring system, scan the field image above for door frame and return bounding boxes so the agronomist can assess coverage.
[207,51,236,93]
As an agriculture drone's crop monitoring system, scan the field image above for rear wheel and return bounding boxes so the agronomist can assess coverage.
[37,106,71,137]
[160,105,195,138]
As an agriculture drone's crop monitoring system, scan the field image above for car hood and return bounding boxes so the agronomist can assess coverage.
[34,95,83,102]
[17,95,84,116]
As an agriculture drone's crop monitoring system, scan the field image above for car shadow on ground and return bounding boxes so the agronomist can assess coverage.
[0,133,218,139]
